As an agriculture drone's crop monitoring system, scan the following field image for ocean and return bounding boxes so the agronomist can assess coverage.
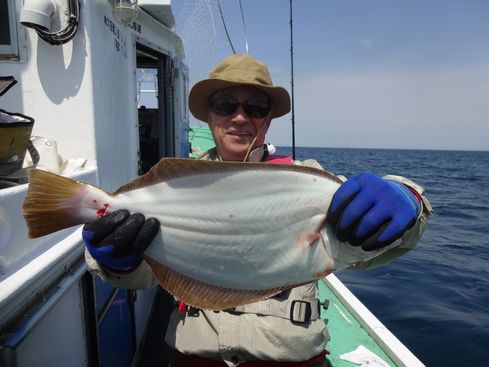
[275,147,489,367]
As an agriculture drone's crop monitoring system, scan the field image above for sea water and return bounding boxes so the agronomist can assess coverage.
[276,147,489,367]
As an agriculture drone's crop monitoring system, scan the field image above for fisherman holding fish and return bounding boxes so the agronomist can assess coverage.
[26,54,431,366]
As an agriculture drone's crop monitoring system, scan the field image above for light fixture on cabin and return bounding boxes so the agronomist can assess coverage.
[112,0,139,26]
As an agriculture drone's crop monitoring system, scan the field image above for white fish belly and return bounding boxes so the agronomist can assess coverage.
[109,169,341,290]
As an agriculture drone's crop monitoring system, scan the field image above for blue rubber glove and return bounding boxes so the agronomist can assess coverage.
[82,209,160,271]
[328,172,421,251]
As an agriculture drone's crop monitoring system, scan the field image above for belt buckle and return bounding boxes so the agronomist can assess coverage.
[290,300,312,323]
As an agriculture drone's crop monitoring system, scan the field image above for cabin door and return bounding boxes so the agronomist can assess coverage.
[136,45,175,175]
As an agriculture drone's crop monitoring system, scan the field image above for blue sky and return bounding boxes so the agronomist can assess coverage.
[172,0,489,151]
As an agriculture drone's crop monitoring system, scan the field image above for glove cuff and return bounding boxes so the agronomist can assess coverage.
[84,237,142,271]
[102,260,143,274]
[387,180,422,216]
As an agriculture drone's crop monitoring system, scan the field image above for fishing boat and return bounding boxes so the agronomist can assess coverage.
[0,1,424,366]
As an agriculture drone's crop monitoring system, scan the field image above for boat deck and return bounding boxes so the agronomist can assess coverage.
[319,279,396,367]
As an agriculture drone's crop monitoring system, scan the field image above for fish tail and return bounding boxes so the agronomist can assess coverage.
[23,169,89,238]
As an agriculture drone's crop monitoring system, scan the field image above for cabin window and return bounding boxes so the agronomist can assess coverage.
[137,68,159,108]
[0,0,19,58]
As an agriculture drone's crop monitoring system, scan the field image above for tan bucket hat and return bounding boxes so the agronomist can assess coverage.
[189,54,291,122]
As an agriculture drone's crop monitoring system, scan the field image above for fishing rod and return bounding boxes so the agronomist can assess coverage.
[289,0,296,160]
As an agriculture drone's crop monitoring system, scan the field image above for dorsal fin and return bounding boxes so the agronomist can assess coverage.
[113,158,341,195]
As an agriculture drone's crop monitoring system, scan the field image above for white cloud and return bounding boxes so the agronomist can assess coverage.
[360,38,373,49]
[267,66,489,151]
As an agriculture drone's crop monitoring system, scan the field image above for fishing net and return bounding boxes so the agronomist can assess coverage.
[174,0,249,125]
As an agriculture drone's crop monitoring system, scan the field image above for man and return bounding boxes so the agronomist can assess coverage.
[84,54,432,366]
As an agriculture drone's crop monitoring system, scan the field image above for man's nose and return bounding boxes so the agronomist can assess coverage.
[231,104,250,123]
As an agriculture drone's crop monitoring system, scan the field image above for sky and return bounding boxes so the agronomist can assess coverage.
[172,0,489,151]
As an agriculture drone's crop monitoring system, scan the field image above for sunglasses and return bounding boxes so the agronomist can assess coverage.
[209,98,270,119]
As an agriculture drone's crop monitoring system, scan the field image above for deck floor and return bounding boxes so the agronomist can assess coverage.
[318,280,396,367]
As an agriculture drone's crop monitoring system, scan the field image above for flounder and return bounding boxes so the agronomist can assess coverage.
[23,158,396,310]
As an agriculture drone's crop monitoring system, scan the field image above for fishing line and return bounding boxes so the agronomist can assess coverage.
[243,119,270,162]
[217,0,236,54]
[238,0,249,53]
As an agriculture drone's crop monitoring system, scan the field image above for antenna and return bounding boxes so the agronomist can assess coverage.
[289,0,296,159]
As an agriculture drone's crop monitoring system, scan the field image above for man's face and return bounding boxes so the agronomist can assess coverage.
[208,86,272,161]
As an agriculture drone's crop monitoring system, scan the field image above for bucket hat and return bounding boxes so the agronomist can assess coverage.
[189,54,291,122]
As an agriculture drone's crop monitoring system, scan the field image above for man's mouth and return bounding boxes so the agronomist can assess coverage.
[228,131,254,137]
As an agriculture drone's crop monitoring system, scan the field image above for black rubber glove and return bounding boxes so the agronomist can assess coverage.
[82,209,160,271]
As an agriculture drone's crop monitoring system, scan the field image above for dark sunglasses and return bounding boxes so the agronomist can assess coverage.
[209,98,270,118]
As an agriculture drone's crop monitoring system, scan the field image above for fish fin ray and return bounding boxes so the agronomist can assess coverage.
[113,158,342,195]
[23,169,88,238]
[145,257,291,310]
[113,159,247,195]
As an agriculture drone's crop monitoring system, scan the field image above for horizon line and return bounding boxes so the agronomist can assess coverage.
[273,145,489,153]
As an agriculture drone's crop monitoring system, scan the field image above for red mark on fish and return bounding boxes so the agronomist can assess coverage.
[298,232,321,251]
[96,203,109,217]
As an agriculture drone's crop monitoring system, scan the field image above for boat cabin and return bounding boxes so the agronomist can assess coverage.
[1,1,188,366]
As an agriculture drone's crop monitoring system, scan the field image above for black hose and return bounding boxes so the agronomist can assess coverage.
[33,0,80,46]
